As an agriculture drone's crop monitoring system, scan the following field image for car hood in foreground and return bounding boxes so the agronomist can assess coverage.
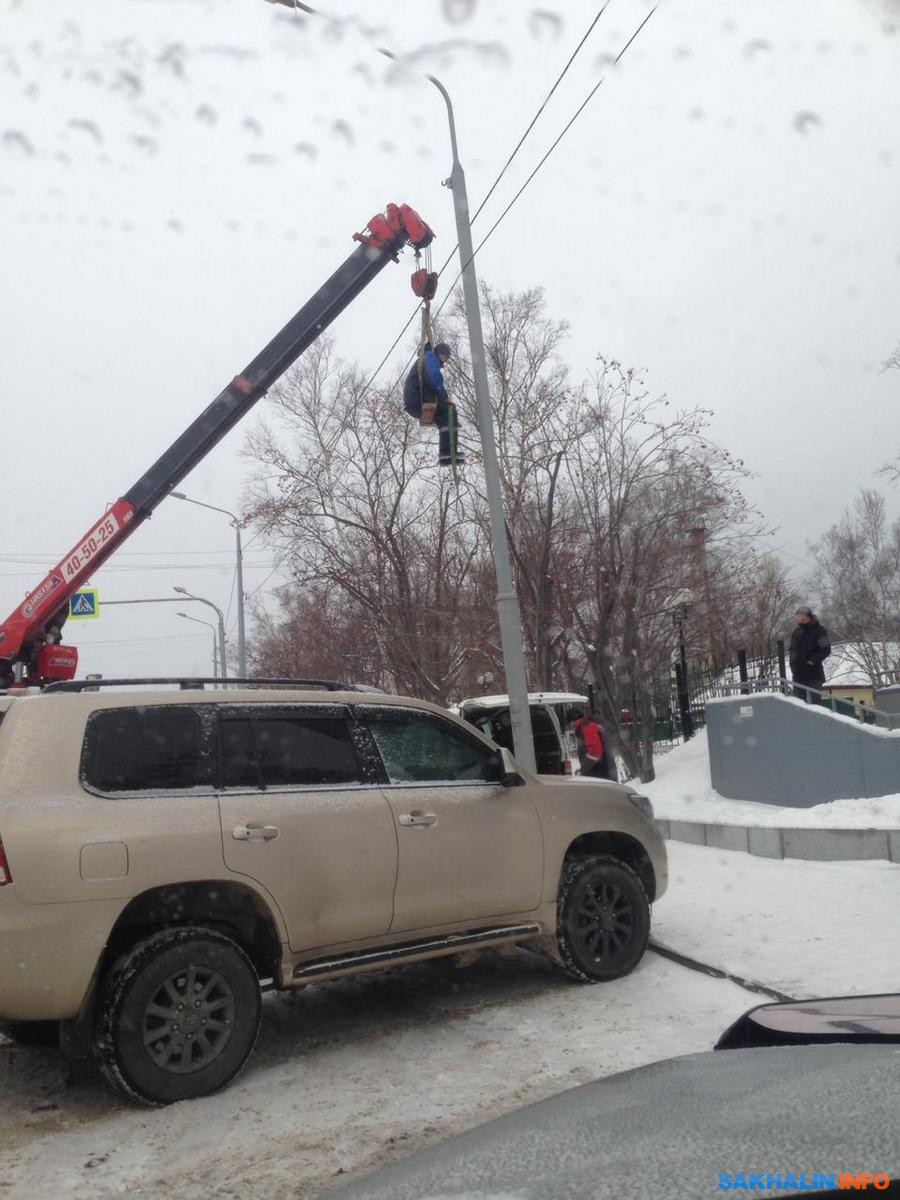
[329,1043,899,1199]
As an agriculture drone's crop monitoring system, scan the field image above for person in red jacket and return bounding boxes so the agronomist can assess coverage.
[568,708,614,780]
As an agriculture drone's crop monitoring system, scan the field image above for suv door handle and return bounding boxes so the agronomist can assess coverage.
[398,811,437,829]
[232,824,280,842]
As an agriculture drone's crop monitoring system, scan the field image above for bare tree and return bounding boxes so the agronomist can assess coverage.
[242,292,771,775]
[248,585,389,685]
[561,360,761,780]
[808,488,900,685]
[724,555,799,672]
[244,337,493,703]
[441,285,584,687]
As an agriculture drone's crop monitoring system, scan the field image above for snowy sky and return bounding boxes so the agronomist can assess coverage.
[2,0,898,679]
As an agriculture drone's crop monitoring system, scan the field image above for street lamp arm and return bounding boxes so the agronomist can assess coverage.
[173,588,224,624]
[426,74,460,163]
[171,492,239,526]
[173,588,227,678]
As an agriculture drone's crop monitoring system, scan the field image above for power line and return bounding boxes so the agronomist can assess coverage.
[359,4,612,399]
[431,6,659,327]
[0,550,254,559]
[382,5,658,398]
[466,1,612,232]
[0,561,275,578]
[246,563,283,602]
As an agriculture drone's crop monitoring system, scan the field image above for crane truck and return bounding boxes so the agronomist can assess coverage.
[0,203,434,688]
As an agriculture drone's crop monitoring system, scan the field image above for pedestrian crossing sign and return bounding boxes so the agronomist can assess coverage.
[69,589,99,620]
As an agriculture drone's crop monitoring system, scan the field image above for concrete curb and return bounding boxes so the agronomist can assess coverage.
[655,818,900,863]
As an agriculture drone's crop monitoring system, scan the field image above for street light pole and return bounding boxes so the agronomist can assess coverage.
[101,595,225,679]
[177,612,219,678]
[257,8,536,768]
[173,587,227,679]
[171,493,246,676]
[426,75,536,773]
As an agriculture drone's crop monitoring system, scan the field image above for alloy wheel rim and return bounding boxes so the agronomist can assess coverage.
[141,963,235,1074]
[572,880,635,962]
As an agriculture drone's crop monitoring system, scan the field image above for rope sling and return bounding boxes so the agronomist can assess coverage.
[411,248,460,481]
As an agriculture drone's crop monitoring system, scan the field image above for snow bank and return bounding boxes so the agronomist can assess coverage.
[642,730,900,829]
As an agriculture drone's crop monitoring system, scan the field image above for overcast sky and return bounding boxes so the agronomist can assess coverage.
[1,0,898,680]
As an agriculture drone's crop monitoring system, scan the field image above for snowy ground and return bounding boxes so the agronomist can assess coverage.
[1,949,755,1200]
[4,837,897,1198]
[655,841,900,999]
[643,728,900,827]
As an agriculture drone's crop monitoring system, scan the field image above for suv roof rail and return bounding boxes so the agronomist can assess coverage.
[41,677,384,695]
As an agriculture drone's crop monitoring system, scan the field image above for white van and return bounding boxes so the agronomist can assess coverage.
[456,691,588,776]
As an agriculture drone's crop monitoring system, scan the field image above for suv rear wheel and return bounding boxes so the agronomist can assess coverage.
[554,855,650,983]
[95,926,261,1105]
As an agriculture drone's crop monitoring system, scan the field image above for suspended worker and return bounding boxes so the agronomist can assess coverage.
[403,342,465,467]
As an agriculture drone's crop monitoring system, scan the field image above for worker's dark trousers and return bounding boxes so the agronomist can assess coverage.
[437,399,461,465]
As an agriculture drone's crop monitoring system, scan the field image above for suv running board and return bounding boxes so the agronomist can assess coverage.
[291,922,543,982]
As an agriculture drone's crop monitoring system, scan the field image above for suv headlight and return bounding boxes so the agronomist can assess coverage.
[626,792,654,820]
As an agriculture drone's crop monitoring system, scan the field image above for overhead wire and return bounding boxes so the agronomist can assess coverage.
[358,3,614,400]
[430,5,659,329]
[246,563,283,602]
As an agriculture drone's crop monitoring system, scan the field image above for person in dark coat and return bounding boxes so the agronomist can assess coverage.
[567,707,614,780]
[403,342,465,467]
[789,605,831,701]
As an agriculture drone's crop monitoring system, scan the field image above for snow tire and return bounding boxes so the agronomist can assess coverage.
[554,855,650,983]
[94,926,261,1106]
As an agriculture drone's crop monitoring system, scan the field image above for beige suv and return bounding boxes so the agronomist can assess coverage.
[0,682,667,1105]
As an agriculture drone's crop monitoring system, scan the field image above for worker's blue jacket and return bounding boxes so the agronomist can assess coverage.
[403,346,449,417]
[421,347,449,400]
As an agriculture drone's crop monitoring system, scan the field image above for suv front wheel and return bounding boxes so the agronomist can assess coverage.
[95,926,262,1105]
[554,855,650,983]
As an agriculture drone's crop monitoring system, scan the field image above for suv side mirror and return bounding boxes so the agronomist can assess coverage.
[498,747,525,787]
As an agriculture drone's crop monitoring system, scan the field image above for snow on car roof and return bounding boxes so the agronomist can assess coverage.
[459,692,588,709]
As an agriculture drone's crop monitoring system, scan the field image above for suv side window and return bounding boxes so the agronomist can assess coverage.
[219,717,262,790]
[82,706,211,793]
[217,710,360,789]
[364,709,501,784]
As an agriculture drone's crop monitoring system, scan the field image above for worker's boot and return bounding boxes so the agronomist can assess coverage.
[438,419,465,468]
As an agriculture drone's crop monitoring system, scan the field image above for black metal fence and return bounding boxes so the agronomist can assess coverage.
[626,639,792,757]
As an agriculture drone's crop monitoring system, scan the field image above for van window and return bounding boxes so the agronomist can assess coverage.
[461,703,563,774]
[530,706,562,774]
[82,706,211,793]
